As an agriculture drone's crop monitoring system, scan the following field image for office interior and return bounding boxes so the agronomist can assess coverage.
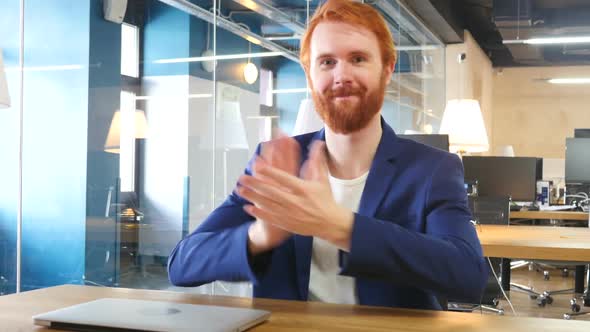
[1,0,590,326]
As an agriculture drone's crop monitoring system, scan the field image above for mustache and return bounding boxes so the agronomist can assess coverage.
[323,86,365,98]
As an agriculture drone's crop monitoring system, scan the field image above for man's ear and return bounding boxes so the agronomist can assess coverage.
[302,66,310,82]
[303,68,313,91]
[384,60,395,83]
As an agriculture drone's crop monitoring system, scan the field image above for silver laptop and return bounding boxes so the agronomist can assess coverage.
[33,298,270,332]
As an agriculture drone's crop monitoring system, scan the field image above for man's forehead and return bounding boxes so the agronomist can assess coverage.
[310,22,380,56]
[311,21,372,38]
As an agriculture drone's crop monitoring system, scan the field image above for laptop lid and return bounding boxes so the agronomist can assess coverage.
[33,298,270,332]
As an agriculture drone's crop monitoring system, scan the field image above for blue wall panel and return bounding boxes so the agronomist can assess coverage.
[0,0,23,295]
[19,0,91,291]
[144,0,191,77]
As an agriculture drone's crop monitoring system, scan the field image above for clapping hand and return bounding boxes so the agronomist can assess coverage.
[240,141,354,252]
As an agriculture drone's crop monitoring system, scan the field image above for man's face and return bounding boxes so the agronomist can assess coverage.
[308,21,393,134]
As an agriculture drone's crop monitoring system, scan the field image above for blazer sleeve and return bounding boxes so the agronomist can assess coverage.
[167,144,273,287]
[339,153,488,302]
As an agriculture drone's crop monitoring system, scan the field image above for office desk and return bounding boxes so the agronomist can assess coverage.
[1,285,588,331]
[477,225,590,291]
[477,225,590,261]
[510,211,589,221]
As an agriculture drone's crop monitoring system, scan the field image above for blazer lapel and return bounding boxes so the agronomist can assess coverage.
[357,119,401,217]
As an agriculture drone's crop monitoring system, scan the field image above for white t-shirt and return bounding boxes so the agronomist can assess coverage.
[308,171,369,304]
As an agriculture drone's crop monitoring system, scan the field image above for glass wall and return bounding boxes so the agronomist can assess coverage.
[0,0,444,296]
[0,0,21,295]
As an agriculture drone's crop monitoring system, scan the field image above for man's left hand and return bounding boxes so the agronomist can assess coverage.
[238,141,354,251]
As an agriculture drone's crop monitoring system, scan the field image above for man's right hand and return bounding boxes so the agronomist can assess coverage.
[246,135,301,256]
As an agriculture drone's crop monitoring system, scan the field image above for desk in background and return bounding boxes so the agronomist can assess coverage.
[510,211,589,222]
[477,224,590,293]
[477,225,590,261]
[1,285,588,331]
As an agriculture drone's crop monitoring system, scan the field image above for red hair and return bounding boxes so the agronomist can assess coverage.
[299,0,397,72]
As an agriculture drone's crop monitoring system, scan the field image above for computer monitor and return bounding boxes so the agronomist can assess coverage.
[462,156,542,202]
[565,138,590,184]
[574,129,590,138]
[398,134,450,151]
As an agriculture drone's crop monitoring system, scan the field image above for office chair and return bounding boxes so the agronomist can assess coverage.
[562,265,590,319]
[509,206,587,307]
[448,195,509,315]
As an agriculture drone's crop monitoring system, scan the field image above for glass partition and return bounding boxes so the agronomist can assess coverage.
[0,0,445,296]
[0,0,21,295]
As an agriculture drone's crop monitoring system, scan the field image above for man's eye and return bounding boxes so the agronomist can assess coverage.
[320,59,336,66]
[352,56,365,63]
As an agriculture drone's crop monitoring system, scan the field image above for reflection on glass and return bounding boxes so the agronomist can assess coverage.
[121,23,139,78]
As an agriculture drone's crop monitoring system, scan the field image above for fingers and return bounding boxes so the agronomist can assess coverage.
[243,205,279,226]
[271,127,288,139]
[303,141,329,182]
[239,173,298,203]
[244,205,299,235]
[252,158,307,194]
[237,184,286,214]
[261,135,301,176]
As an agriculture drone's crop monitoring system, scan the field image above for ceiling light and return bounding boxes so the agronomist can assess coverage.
[4,64,84,72]
[271,88,310,94]
[503,36,590,45]
[134,93,212,100]
[266,35,301,41]
[244,36,262,45]
[154,51,284,64]
[243,62,258,85]
[548,78,590,84]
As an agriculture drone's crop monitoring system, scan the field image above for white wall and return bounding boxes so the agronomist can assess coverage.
[445,30,494,155]
[492,66,590,159]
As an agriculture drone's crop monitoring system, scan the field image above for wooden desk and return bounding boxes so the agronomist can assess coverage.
[510,210,589,221]
[477,225,590,261]
[477,225,590,292]
[1,285,587,331]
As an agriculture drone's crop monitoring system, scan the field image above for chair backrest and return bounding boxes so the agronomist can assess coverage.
[467,195,509,305]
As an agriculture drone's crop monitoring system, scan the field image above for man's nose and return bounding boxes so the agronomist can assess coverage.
[333,62,353,86]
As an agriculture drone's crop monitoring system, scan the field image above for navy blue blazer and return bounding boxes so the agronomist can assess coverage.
[168,119,488,310]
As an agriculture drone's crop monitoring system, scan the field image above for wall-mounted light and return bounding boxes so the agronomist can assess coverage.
[0,48,12,108]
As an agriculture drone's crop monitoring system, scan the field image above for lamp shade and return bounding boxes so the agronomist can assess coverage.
[216,100,249,149]
[497,145,515,157]
[104,110,148,153]
[0,48,11,108]
[292,98,323,136]
[439,99,489,153]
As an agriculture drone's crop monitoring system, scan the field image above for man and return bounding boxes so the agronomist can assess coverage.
[168,0,487,310]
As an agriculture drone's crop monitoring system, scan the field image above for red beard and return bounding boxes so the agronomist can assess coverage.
[312,73,388,134]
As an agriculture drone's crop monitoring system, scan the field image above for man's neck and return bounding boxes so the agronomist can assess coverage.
[324,114,382,180]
